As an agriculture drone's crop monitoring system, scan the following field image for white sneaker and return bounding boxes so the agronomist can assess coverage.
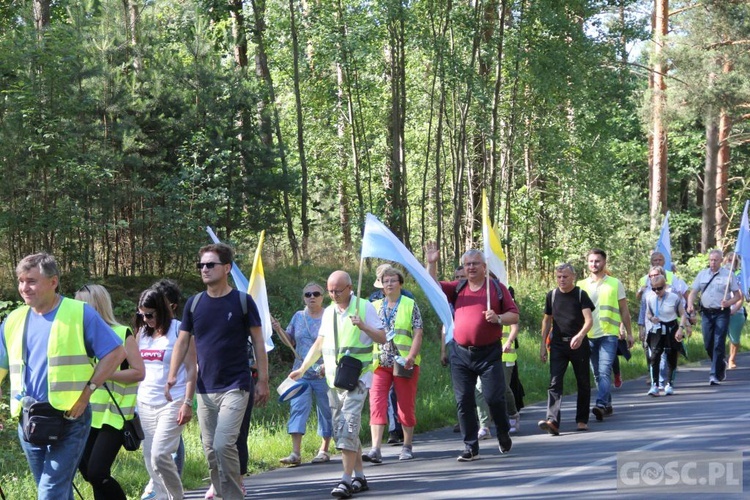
[509,413,520,433]
[664,384,674,396]
[647,384,659,396]
[204,484,215,499]
[478,427,492,440]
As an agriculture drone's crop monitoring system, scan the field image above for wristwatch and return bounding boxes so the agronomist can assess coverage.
[87,380,98,391]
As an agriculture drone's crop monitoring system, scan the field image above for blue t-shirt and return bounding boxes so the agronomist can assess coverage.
[286,310,323,378]
[0,300,122,402]
[180,289,261,393]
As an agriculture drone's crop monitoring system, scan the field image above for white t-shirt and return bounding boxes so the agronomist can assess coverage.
[138,319,187,406]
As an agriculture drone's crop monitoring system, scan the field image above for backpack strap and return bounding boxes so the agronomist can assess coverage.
[454,278,504,310]
[190,292,204,316]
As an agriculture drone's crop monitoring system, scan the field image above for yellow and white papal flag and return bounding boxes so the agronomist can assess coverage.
[248,230,274,352]
[482,190,508,285]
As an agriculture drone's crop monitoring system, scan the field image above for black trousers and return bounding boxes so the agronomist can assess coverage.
[547,340,591,425]
[450,341,509,453]
[647,322,679,385]
[78,424,126,500]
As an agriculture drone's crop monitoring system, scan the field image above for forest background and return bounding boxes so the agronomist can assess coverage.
[1,0,750,496]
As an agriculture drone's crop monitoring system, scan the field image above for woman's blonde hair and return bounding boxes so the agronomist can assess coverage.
[75,284,121,327]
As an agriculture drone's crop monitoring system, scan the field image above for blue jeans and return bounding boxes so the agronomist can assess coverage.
[701,309,730,378]
[589,335,618,408]
[18,405,92,500]
[287,377,332,437]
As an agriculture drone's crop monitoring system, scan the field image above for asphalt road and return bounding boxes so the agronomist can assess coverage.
[186,352,749,499]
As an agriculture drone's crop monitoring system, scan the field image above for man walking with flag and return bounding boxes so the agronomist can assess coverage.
[426,243,519,461]
[167,243,269,500]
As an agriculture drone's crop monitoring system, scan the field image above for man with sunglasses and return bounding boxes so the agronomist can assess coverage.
[167,243,269,500]
[644,275,688,396]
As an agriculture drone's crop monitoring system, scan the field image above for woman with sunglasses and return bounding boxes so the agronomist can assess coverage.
[75,284,145,500]
[271,282,333,465]
[644,274,688,396]
[136,287,197,500]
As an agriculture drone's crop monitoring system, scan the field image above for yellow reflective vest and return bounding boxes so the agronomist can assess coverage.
[321,297,373,388]
[373,295,421,368]
[4,298,94,417]
[90,325,137,429]
[578,276,622,337]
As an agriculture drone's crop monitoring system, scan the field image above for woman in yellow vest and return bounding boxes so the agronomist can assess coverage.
[362,266,423,463]
[75,284,145,500]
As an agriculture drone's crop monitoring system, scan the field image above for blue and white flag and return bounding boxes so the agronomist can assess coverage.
[655,211,673,272]
[206,226,249,291]
[733,201,750,296]
[360,213,455,343]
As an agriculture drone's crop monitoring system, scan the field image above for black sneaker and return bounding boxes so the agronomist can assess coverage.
[498,432,513,454]
[331,481,353,499]
[457,448,478,462]
[592,406,605,421]
[453,423,461,433]
[387,430,404,445]
[604,406,614,416]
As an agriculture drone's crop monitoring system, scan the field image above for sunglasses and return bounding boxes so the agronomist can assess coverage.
[304,291,322,298]
[77,284,91,294]
[196,262,223,270]
[652,286,664,292]
[136,311,155,319]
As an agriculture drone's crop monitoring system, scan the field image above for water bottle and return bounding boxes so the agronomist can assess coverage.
[394,355,407,367]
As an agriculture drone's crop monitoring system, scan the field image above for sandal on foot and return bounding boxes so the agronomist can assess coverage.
[279,452,301,465]
[331,481,353,498]
[311,450,331,463]
[351,476,369,493]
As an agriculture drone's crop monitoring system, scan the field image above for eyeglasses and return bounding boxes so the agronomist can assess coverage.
[196,262,223,270]
[77,285,91,294]
[328,286,350,295]
[648,274,660,278]
[652,286,664,292]
[381,279,400,285]
[137,311,155,319]
[464,261,483,267]
[304,291,322,298]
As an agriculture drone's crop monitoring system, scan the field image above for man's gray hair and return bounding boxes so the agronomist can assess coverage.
[554,262,576,275]
[461,249,485,264]
[16,253,59,278]
[709,249,723,259]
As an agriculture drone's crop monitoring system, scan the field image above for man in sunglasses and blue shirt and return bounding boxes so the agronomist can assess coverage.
[167,243,269,500]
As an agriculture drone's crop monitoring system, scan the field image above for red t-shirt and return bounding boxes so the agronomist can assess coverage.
[441,280,519,347]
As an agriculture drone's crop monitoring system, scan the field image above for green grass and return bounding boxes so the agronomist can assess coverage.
[4,325,747,499]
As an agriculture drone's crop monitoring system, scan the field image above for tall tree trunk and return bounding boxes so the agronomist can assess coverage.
[33,0,50,31]
[650,0,668,231]
[384,0,407,243]
[715,58,733,246]
[288,0,310,260]
[250,0,300,263]
[702,112,718,252]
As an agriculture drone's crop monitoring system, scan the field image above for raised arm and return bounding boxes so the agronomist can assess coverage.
[425,241,440,280]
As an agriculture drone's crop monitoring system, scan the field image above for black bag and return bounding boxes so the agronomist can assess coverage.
[122,412,145,451]
[334,355,362,390]
[103,382,144,451]
[22,402,66,445]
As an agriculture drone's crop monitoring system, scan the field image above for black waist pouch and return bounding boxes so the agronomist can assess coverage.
[22,402,66,445]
